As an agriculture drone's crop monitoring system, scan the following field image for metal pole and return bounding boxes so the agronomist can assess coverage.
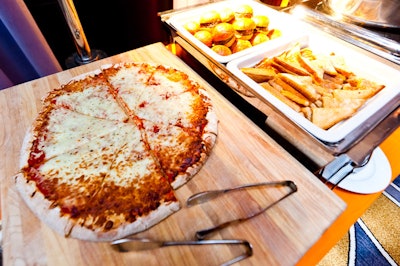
[57,0,106,67]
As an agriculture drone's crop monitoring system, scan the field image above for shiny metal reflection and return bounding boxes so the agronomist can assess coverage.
[322,0,400,28]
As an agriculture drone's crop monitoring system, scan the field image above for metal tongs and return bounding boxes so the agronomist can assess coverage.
[187,180,297,240]
[110,180,297,265]
[111,238,253,266]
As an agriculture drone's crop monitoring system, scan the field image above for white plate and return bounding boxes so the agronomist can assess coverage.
[226,33,400,143]
[330,147,392,194]
[167,0,307,63]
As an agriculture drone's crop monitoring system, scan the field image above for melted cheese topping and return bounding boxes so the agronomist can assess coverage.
[21,63,215,237]
[134,91,201,127]
[35,121,175,227]
[56,84,128,121]
[107,65,206,128]
[39,123,136,188]
[142,119,204,183]
[37,107,123,159]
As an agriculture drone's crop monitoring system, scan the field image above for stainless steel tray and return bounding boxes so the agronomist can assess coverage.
[226,35,400,144]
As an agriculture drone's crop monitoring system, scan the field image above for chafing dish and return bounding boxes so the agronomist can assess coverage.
[159,0,399,174]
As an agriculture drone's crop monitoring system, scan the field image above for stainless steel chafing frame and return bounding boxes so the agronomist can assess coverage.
[159,2,400,164]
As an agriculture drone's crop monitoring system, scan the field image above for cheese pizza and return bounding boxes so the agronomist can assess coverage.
[15,63,218,242]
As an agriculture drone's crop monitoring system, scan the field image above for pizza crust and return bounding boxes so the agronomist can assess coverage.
[19,127,34,170]
[14,173,180,242]
[14,173,72,238]
[171,99,219,189]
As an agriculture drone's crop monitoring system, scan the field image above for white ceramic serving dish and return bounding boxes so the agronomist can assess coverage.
[167,0,307,63]
[226,34,400,143]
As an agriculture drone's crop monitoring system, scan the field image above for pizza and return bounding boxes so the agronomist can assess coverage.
[14,62,218,242]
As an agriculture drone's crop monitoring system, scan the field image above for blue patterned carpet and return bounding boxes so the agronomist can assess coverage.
[319,175,400,266]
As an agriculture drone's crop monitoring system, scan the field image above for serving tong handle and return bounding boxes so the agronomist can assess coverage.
[187,181,297,240]
[317,104,400,190]
[111,238,253,266]
[318,152,372,190]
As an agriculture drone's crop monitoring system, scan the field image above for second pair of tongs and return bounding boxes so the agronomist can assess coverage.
[111,238,253,266]
[186,180,297,240]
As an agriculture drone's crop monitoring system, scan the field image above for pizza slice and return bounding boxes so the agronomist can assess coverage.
[101,63,154,112]
[141,119,216,189]
[49,73,128,122]
[104,63,218,188]
[22,106,126,162]
[134,90,210,129]
[146,64,198,95]
[16,122,179,241]
[107,64,211,127]
[103,63,200,122]
[90,127,179,240]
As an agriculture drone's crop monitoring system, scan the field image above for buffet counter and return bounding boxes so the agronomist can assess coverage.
[1,0,399,264]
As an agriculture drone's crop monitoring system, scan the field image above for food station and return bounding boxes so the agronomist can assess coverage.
[1,0,399,265]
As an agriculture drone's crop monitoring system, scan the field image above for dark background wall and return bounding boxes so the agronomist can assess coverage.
[24,0,173,69]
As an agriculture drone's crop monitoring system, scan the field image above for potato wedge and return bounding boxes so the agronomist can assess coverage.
[273,56,310,76]
[278,73,320,102]
[241,67,277,82]
[259,82,301,112]
[271,77,310,106]
[296,53,324,83]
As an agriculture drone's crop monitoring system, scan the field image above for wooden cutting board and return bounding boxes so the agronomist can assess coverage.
[0,42,345,265]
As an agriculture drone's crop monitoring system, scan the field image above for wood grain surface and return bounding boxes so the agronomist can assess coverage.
[0,42,345,266]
